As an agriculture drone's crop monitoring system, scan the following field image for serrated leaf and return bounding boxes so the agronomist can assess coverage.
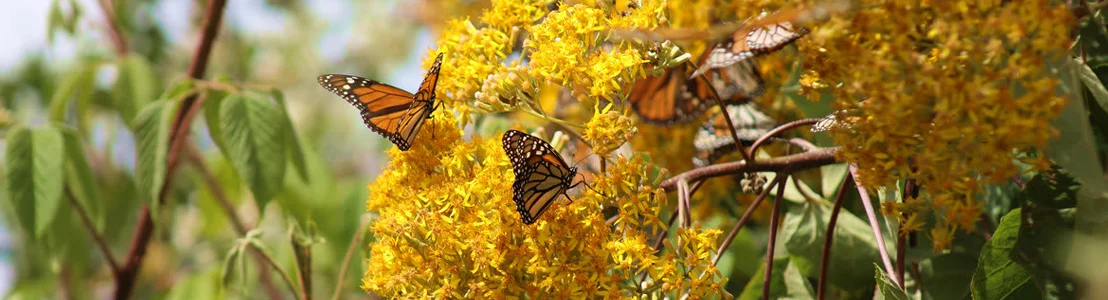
[780,201,883,290]
[270,89,309,181]
[971,209,1041,300]
[111,55,158,124]
[203,89,231,155]
[60,126,101,229]
[219,92,287,211]
[3,126,66,238]
[160,79,195,102]
[874,265,910,300]
[133,100,178,218]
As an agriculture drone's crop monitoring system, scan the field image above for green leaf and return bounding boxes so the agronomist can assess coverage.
[780,201,883,291]
[167,267,222,300]
[47,61,96,124]
[59,126,102,229]
[133,100,178,218]
[111,55,158,124]
[1013,168,1078,300]
[970,209,1041,300]
[160,79,196,101]
[270,89,309,181]
[3,126,66,238]
[874,264,910,300]
[820,163,849,198]
[738,257,813,300]
[1077,11,1108,68]
[219,92,287,211]
[203,88,231,156]
[919,253,976,300]
[1055,58,1108,235]
[220,242,244,288]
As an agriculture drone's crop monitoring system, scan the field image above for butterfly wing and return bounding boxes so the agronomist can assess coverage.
[629,67,713,124]
[390,53,444,149]
[691,19,807,78]
[317,53,444,150]
[502,130,576,225]
[693,103,775,165]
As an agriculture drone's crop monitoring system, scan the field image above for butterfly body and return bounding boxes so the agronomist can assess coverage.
[317,53,444,150]
[502,130,579,225]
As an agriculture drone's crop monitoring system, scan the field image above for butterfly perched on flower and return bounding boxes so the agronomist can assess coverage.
[629,48,765,125]
[502,130,587,225]
[810,97,870,132]
[317,53,444,151]
[693,103,776,166]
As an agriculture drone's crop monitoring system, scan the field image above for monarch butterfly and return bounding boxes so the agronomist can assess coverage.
[689,11,809,79]
[629,49,765,124]
[810,97,870,132]
[317,53,444,151]
[693,103,776,166]
[502,130,584,225]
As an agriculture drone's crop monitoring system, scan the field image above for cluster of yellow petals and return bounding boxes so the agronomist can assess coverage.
[799,0,1072,245]
[364,113,726,297]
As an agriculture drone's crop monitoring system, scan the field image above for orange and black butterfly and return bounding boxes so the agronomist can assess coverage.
[629,49,765,124]
[810,97,870,132]
[689,11,809,79]
[317,53,444,151]
[693,103,776,166]
[502,130,585,225]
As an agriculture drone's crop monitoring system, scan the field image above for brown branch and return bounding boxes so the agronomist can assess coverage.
[712,178,780,266]
[762,173,788,300]
[66,187,120,275]
[97,0,128,55]
[817,175,852,300]
[114,0,228,299]
[661,147,839,192]
[747,119,821,160]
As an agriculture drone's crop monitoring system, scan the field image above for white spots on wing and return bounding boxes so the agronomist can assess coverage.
[342,84,351,90]
[346,77,355,84]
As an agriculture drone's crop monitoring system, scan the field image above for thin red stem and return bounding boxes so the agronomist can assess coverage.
[817,175,852,300]
[661,147,838,192]
[762,173,788,300]
[712,178,780,266]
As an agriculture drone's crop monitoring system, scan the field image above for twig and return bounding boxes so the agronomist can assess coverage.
[293,239,312,300]
[712,177,780,266]
[762,173,788,300]
[817,175,851,300]
[96,0,128,55]
[114,0,228,299]
[747,119,822,160]
[661,147,838,191]
[331,216,371,300]
[253,242,305,297]
[848,164,901,288]
[184,146,284,299]
[66,187,120,274]
[698,69,751,163]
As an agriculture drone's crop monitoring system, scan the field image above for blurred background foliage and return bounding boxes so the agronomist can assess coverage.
[0,0,442,298]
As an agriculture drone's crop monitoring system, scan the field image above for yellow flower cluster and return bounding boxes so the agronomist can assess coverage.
[800,0,1072,247]
[583,109,636,157]
[363,113,726,297]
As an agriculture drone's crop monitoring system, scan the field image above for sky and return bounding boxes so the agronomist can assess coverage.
[0,0,433,294]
